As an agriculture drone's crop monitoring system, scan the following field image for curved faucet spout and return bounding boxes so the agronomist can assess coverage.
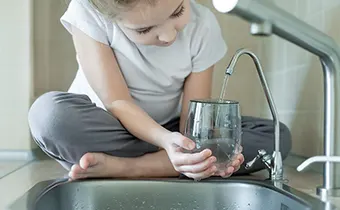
[226,48,283,180]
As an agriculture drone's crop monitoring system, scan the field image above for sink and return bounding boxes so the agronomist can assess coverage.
[7,177,337,210]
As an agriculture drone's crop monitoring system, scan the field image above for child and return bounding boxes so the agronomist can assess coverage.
[28,0,292,180]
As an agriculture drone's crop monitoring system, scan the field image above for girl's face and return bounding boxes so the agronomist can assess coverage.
[117,0,191,46]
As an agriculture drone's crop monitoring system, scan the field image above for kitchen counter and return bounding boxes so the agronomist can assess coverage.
[1,159,340,209]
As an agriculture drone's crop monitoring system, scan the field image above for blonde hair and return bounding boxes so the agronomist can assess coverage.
[88,0,156,19]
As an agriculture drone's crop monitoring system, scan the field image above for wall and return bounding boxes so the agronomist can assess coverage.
[0,0,77,152]
[0,0,34,150]
[260,0,340,157]
[34,0,77,97]
[200,0,340,157]
[196,2,265,124]
[3,0,338,157]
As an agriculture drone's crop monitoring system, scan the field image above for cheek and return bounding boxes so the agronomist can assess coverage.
[176,7,191,31]
[177,13,190,30]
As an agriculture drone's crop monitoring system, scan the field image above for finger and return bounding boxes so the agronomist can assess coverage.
[221,173,232,178]
[234,165,241,172]
[173,134,195,150]
[216,170,224,177]
[221,166,234,178]
[184,166,217,180]
[172,149,212,166]
[231,159,240,168]
[213,171,219,176]
[175,146,184,153]
[238,154,245,164]
[177,156,216,173]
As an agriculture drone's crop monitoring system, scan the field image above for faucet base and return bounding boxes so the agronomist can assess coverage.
[317,187,340,198]
[271,151,284,181]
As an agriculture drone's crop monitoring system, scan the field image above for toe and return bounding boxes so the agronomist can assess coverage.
[80,153,98,170]
[69,164,87,180]
[69,171,88,180]
[72,164,86,174]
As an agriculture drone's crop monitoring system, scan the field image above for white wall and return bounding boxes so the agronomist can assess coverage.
[0,0,34,150]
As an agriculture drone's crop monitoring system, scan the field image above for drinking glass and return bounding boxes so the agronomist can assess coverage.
[184,99,242,173]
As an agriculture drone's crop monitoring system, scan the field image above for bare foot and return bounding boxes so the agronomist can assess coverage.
[68,153,126,180]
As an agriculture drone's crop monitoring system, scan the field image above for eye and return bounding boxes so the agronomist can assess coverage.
[171,6,185,18]
[136,27,153,35]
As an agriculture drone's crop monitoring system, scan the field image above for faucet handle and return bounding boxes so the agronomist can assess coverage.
[297,156,340,172]
[245,149,272,169]
[245,149,264,169]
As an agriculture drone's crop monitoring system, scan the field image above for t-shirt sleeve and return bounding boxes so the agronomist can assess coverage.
[191,10,227,73]
[60,0,109,45]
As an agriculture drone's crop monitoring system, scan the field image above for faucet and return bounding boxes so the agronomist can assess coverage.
[212,0,340,197]
[224,48,283,181]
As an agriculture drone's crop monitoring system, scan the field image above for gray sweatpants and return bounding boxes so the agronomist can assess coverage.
[28,91,292,175]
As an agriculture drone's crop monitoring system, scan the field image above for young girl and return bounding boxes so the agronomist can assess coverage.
[28,0,292,180]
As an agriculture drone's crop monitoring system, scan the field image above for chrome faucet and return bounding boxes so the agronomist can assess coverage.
[212,0,340,197]
[224,48,284,181]
[297,156,340,198]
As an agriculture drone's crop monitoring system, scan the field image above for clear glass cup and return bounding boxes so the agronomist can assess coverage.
[184,99,242,173]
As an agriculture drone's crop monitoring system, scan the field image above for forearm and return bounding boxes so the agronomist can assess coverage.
[127,150,180,178]
[108,100,170,148]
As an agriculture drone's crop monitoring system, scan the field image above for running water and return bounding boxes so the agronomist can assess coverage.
[215,74,230,125]
[219,74,230,101]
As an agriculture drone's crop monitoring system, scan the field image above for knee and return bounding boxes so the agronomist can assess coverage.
[28,91,83,151]
[279,121,292,159]
[28,91,63,138]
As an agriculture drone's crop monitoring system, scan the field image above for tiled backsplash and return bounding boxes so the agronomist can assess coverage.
[202,0,340,157]
[261,0,340,157]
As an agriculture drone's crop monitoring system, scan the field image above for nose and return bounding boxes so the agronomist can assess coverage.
[158,27,177,43]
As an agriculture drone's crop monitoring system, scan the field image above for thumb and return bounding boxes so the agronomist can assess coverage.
[173,133,195,150]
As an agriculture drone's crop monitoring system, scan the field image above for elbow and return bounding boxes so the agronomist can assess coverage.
[106,99,135,118]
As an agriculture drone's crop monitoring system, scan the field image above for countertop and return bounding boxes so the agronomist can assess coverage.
[1,159,340,209]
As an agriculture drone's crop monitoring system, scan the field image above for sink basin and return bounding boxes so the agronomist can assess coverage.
[8,178,337,210]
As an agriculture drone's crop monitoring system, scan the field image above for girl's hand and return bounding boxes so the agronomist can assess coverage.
[214,147,245,178]
[162,132,218,180]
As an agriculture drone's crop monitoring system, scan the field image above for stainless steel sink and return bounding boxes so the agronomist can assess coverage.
[7,177,338,210]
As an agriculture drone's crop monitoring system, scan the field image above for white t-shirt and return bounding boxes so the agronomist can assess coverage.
[60,0,227,125]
